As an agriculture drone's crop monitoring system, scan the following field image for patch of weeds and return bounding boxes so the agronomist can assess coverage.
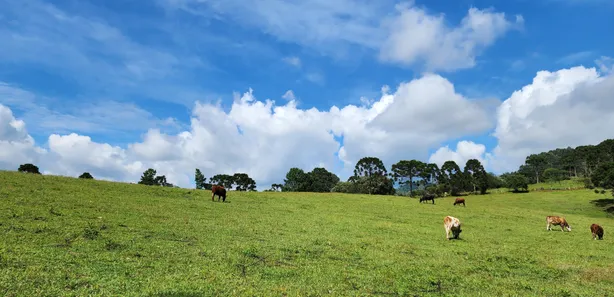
[49,207,62,216]
[104,240,123,251]
[0,253,7,268]
[83,223,100,240]
[33,226,49,234]
[56,233,80,248]
[118,223,128,228]
[33,216,47,221]
[235,247,268,277]
[99,224,108,230]
[6,224,26,233]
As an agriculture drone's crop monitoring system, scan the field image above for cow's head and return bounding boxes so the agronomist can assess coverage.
[565,224,572,231]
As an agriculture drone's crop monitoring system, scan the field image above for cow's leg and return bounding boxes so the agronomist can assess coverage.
[546,222,550,231]
[432,199,434,204]
[445,227,450,240]
[463,202,465,207]
[212,193,215,201]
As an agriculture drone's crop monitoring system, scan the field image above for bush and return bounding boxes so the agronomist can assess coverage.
[410,189,426,198]
[79,172,94,179]
[18,163,41,174]
[595,189,600,193]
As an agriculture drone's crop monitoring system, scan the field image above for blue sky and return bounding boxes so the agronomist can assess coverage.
[1,0,613,188]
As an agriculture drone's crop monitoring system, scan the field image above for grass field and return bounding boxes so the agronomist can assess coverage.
[1,171,614,296]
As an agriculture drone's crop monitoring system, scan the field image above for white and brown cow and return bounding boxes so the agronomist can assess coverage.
[546,216,571,232]
[444,216,462,240]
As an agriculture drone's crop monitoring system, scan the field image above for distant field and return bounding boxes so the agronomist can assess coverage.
[1,171,614,296]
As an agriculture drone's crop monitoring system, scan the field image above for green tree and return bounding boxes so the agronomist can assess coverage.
[308,167,340,192]
[195,168,205,189]
[233,173,257,191]
[353,157,387,178]
[154,175,172,187]
[525,154,547,184]
[269,183,283,191]
[391,160,425,196]
[486,172,505,189]
[283,168,311,192]
[440,161,465,196]
[464,159,488,194]
[591,162,614,189]
[502,174,529,192]
[210,174,235,189]
[542,168,567,184]
[352,157,394,195]
[138,168,157,185]
[78,172,94,179]
[18,163,41,174]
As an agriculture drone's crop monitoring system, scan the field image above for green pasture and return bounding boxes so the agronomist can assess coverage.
[1,171,613,296]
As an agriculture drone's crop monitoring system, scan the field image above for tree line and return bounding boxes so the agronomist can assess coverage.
[274,157,506,197]
[508,138,614,191]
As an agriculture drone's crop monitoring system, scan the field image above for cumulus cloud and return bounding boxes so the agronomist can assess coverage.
[428,141,487,169]
[434,64,614,174]
[380,5,523,71]
[0,74,494,189]
[0,104,46,169]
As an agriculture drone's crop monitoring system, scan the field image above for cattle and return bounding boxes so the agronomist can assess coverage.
[453,198,465,207]
[420,193,436,204]
[546,216,571,232]
[590,223,604,240]
[444,216,462,240]
[211,185,227,202]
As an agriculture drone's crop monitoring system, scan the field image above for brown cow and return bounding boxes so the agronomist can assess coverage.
[444,216,462,240]
[590,223,604,240]
[211,185,227,202]
[453,198,465,207]
[546,216,571,232]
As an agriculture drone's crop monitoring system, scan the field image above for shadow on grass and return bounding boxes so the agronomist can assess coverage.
[510,190,530,194]
[149,292,204,297]
[590,199,614,214]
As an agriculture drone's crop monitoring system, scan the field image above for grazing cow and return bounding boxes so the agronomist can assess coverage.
[546,216,571,232]
[211,185,227,202]
[444,216,462,240]
[590,223,604,240]
[453,198,465,207]
[420,193,435,204]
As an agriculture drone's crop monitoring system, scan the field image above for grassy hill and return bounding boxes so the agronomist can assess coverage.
[1,171,613,296]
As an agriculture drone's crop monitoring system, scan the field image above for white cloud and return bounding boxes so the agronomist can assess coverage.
[283,56,302,68]
[436,63,614,174]
[0,104,46,169]
[428,141,487,169]
[163,0,522,71]
[0,74,493,189]
[380,5,523,71]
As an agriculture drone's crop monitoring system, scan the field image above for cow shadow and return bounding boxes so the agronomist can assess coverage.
[590,198,614,214]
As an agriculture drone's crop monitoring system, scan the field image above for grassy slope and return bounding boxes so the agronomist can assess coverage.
[1,171,613,297]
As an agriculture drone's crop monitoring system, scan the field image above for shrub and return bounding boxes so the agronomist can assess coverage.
[79,172,94,179]
[17,163,40,174]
